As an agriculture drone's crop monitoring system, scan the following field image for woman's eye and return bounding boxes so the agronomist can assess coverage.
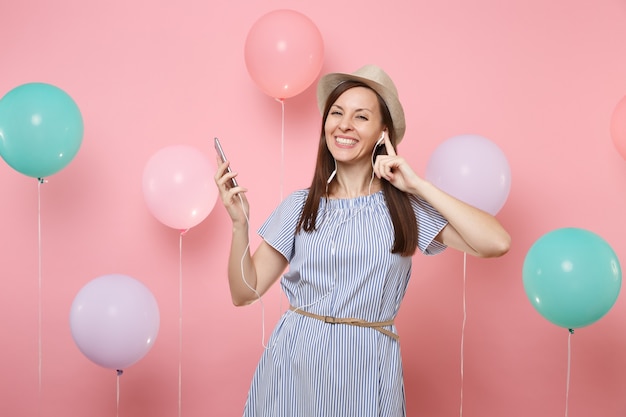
[357,115,368,120]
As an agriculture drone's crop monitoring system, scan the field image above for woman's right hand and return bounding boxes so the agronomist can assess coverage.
[214,157,249,225]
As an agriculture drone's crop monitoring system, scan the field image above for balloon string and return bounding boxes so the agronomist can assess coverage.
[116,369,123,417]
[37,177,46,407]
[275,98,285,202]
[459,252,467,417]
[275,98,286,314]
[178,230,186,417]
[565,329,574,417]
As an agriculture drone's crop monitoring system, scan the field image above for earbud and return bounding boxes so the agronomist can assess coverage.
[375,131,385,147]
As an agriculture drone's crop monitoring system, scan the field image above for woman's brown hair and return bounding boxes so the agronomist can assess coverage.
[295,80,419,256]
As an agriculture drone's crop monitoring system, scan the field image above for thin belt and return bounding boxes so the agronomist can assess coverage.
[289,306,399,341]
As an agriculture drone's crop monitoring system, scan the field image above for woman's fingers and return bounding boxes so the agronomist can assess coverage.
[383,131,396,156]
[215,158,239,190]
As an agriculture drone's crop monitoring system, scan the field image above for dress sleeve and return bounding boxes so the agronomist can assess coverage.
[257,189,308,262]
[410,195,448,255]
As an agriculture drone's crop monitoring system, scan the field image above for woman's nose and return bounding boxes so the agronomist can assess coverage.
[338,116,352,131]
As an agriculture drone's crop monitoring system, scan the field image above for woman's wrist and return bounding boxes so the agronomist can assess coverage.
[407,175,431,198]
[232,221,249,234]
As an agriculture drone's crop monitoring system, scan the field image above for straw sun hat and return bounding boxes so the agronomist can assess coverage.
[316,65,406,143]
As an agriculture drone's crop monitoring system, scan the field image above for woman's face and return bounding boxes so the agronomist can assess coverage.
[324,86,385,165]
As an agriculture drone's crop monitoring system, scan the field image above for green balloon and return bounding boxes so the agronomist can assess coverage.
[0,82,83,178]
[523,227,621,329]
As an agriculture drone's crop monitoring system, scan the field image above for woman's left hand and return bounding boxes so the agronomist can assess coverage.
[373,134,421,194]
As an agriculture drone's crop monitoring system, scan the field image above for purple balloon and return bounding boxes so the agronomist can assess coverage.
[425,134,511,215]
[69,274,160,370]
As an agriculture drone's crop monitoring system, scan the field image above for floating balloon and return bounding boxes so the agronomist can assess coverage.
[69,274,160,370]
[610,95,626,160]
[244,9,324,100]
[142,145,217,230]
[0,82,83,178]
[425,134,511,215]
[523,227,621,329]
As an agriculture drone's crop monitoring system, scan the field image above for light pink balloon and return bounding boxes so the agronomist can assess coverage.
[610,95,626,160]
[425,134,511,215]
[69,274,160,370]
[244,9,324,99]
[142,145,217,230]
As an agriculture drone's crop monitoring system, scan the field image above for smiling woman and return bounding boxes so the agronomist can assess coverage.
[213,64,510,416]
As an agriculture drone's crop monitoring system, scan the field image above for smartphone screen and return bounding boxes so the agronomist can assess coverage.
[214,137,238,187]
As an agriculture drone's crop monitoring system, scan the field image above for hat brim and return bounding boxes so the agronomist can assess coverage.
[316,72,406,143]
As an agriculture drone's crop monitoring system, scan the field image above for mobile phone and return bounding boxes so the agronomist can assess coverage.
[214,137,238,187]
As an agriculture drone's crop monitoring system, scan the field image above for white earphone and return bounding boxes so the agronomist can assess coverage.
[375,131,385,147]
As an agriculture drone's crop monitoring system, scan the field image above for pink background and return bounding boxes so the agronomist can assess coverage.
[2,0,626,416]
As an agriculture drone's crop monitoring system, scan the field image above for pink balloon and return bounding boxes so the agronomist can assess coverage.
[244,9,324,99]
[142,145,217,230]
[425,134,511,215]
[69,274,160,370]
[610,95,626,160]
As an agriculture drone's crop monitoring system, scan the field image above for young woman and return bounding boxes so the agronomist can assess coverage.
[215,65,510,417]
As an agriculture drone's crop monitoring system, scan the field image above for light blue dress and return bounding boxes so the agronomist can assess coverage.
[244,189,447,417]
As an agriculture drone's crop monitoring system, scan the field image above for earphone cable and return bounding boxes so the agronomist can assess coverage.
[236,193,271,349]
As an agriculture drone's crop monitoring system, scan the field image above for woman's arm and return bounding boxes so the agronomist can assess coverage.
[228,227,287,306]
[412,180,510,257]
[215,159,288,305]
[374,139,510,258]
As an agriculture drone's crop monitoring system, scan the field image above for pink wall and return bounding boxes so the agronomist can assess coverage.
[2,0,626,416]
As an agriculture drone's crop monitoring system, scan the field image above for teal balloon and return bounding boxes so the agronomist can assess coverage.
[0,82,84,178]
[523,227,621,329]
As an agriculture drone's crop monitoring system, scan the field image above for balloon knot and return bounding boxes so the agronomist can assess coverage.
[568,328,575,334]
[37,177,47,184]
[180,229,189,236]
[116,369,124,376]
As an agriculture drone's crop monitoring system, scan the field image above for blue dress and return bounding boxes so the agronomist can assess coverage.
[244,189,447,417]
